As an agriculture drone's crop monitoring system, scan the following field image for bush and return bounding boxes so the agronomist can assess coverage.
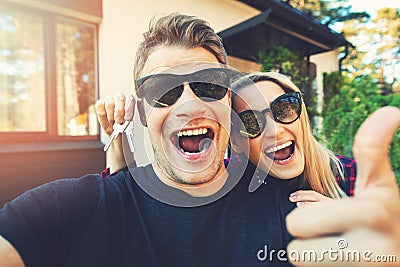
[322,73,400,185]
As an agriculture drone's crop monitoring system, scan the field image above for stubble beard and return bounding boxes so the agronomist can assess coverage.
[151,133,228,186]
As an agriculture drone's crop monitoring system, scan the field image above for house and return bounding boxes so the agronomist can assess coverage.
[0,0,349,206]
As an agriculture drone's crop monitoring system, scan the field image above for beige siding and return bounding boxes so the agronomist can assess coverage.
[310,50,340,130]
[99,0,260,165]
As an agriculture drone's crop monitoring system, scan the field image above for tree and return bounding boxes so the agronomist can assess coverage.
[341,7,400,93]
[283,0,369,26]
[258,46,318,122]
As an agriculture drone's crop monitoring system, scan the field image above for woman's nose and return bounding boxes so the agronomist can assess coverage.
[262,115,285,139]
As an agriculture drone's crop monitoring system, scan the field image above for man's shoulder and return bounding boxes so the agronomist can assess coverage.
[1,174,102,216]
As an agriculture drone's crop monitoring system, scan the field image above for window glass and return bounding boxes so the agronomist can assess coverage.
[0,6,46,132]
[56,18,98,136]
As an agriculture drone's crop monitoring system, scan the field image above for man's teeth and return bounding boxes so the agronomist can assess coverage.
[265,141,293,154]
[177,128,208,137]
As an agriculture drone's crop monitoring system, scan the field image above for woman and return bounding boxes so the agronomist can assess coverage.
[229,72,354,202]
[95,71,356,205]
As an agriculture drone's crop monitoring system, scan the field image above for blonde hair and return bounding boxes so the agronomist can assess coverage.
[232,72,347,199]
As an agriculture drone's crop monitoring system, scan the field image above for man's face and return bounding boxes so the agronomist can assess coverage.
[139,46,231,192]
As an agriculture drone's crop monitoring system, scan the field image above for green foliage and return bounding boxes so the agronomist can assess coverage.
[322,73,400,184]
[258,46,318,122]
[322,72,344,117]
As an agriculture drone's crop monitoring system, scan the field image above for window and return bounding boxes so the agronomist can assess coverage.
[0,3,98,142]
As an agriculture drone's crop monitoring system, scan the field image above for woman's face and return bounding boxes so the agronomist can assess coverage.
[233,80,305,179]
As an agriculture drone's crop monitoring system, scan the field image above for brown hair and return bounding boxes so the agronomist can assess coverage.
[133,13,227,89]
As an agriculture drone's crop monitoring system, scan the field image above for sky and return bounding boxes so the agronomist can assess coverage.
[347,0,400,14]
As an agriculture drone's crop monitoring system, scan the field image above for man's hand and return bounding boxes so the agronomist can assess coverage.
[286,106,400,266]
[95,93,135,173]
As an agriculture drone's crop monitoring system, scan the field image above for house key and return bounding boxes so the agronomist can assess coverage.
[103,120,131,151]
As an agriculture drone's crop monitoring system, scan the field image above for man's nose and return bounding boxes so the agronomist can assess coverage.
[174,83,208,117]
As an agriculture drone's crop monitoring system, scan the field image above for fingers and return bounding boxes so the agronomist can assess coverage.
[289,190,332,206]
[95,93,134,136]
[353,107,400,192]
[286,198,395,238]
[112,93,126,124]
[95,99,113,135]
[124,95,135,120]
[287,228,400,267]
[287,235,342,267]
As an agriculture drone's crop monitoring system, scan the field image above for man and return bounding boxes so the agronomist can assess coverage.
[0,13,399,267]
[0,13,291,266]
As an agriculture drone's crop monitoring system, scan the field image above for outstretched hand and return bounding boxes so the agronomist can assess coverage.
[286,106,400,266]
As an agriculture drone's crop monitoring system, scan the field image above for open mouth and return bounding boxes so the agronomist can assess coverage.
[264,141,295,162]
[172,127,215,155]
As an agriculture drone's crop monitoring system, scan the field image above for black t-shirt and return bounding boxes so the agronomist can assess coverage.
[0,160,354,267]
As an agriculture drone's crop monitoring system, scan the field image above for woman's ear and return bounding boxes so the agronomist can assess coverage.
[230,134,244,154]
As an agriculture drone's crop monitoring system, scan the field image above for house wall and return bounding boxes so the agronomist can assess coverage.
[99,0,260,165]
[310,50,340,130]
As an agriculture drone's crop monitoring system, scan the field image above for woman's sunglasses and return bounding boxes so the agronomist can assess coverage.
[236,92,302,138]
[136,68,235,108]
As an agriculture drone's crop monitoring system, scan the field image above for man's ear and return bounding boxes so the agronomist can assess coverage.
[227,89,232,107]
[230,134,244,154]
[136,98,147,127]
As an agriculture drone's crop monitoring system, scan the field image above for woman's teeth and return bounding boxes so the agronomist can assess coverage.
[265,141,293,154]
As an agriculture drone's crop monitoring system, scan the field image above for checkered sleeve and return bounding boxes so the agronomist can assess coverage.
[100,166,130,179]
[335,155,357,197]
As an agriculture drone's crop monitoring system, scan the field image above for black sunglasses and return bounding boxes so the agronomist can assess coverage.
[236,92,302,138]
[136,68,235,108]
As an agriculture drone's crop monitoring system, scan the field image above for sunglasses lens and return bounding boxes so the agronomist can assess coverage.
[191,82,228,102]
[151,85,183,108]
[238,111,264,138]
[139,73,182,107]
[272,94,301,123]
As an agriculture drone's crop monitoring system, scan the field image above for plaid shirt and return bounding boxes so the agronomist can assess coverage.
[101,154,357,197]
[335,155,357,197]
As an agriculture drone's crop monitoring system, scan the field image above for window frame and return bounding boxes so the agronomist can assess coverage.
[0,2,100,143]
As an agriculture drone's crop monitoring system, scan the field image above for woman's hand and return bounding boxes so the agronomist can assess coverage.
[289,190,332,207]
[95,93,135,173]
